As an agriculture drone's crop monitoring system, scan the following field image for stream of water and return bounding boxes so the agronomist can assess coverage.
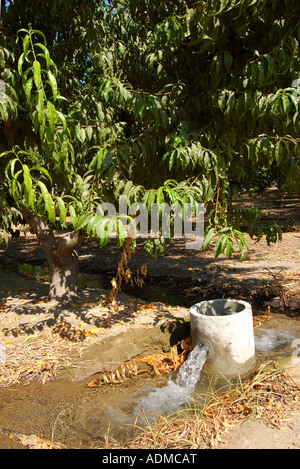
[132,344,209,417]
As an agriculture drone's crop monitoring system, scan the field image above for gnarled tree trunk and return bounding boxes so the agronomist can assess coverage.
[22,208,86,301]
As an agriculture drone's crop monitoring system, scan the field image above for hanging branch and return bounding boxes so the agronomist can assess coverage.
[107,237,147,312]
[265,268,289,310]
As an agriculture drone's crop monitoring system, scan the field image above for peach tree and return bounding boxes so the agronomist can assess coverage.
[0,0,299,300]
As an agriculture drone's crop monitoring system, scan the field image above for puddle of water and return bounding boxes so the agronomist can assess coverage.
[254,325,300,372]
[255,327,297,353]
[0,371,173,448]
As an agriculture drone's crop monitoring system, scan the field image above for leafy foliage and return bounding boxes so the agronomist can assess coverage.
[0,0,299,259]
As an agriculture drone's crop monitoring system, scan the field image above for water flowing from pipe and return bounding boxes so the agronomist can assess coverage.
[134,344,208,416]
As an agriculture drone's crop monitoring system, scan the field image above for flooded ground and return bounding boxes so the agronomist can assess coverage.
[0,303,299,449]
[0,370,169,448]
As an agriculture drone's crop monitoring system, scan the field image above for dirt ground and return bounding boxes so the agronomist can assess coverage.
[0,191,299,449]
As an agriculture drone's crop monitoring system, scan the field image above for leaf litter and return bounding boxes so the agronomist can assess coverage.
[119,361,300,450]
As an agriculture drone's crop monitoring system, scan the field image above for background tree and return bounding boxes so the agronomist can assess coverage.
[0,0,299,300]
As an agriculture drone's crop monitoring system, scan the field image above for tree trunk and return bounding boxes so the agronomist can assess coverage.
[47,236,81,301]
[22,209,86,301]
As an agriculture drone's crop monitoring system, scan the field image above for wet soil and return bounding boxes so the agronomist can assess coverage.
[0,360,172,449]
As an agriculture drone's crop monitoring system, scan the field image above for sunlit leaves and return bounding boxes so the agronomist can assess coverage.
[47,71,58,102]
[14,28,77,180]
[203,226,249,261]
[99,77,131,104]
[1,0,299,260]
[36,180,56,224]
[0,46,18,123]
[3,149,54,220]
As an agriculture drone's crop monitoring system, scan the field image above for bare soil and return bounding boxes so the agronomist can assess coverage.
[1,191,300,311]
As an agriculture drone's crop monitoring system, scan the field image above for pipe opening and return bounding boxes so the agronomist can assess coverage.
[191,299,247,317]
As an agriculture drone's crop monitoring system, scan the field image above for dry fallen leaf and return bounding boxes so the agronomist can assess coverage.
[17,434,66,449]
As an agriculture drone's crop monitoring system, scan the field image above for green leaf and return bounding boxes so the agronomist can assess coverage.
[36,88,45,128]
[223,51,233,71]
[250,62,258,87]
[281,95,289,114]
[115,216,128,244]
[236,237,245,261]
[24,77,34,105]
[214,234,226,260]
[47,70,58,102]
[100,80,112,103]
[123,180,133,197]
[37,181,56,224]
[72,213,92,231]
[5,157,18,180]
[23,34,31,55]
[30,29,47,45]
[258,61,265,86]
[69,204,77,223]
[203,227,216,251]
[169,150,176,171]
[22,164,33,207]
[30,165,52,184]
[35,43,51,69]
[145,189,156,212]
[56,197,67,227]
[225,92,236,116]
[55,110,67,131]
[33,60,42,89]
[156,186,165,205]
[18,52,25,74]
[11,172,22,200]
[226,237,234,258]
[47,100,56,134]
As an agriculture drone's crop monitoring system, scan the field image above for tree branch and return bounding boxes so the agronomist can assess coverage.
[23,207,86,263]
[56,231,86,258]
[22,208,57,256]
